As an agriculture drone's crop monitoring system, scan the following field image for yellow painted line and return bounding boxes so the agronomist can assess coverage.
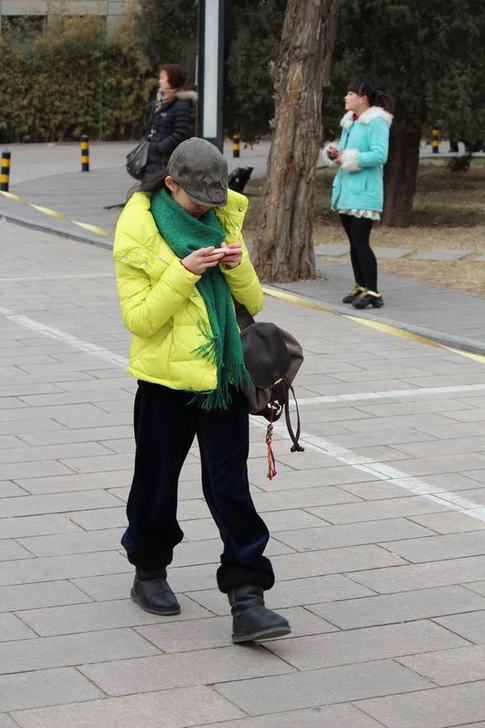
[445,347,485,364]
[0,189,113,239]
[71,220,113,238]
[263,286,484,364]
[343,314,442,348]
[261,286,339,316]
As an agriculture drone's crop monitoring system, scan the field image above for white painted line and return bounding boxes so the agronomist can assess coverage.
[295,383,485,406]
[0,306,127,368]
[266,422,485,525]
[4,303,485,526]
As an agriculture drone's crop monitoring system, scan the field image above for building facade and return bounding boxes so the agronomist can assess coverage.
[0,0,131,35]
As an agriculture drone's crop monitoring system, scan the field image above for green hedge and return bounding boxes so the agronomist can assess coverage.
[0,16,154,142]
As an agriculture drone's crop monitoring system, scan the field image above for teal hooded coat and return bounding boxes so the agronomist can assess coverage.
[324,106,393,213]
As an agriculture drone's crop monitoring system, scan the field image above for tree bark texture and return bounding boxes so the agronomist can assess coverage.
[382,105,425,227]
[253,0,339,282]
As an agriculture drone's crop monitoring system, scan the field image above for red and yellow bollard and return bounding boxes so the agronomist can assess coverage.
[1,151,11,191]
[232,132,241,158]
[80,135,90,171]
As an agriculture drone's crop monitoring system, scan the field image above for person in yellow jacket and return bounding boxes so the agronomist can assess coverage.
[114,137,290,643]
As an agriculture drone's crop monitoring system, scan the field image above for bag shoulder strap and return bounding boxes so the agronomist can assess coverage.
[284,385,304,452]
[234,300,254,330]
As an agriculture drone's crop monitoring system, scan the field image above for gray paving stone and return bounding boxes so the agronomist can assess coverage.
[465,581,485,597]
[0,541,32,562]
[18,425,132,448]
[0,667,103,712]
[253,485,360,511]
[0,581,91,612]
[0,442,111,465]
[250,465,379,491]
[0,515,83,538]
[414,248,474,261]
[0,481,26,497]
[346,472,484,501]
[392,435,485,458]
[0,614,36,642]
[436,610,485,643]
[18,597,212,636]
[468,469,485,484]
[0,628,158,675]
[14,469,130,495]
[314,244,349,256]
[0,490,122,518]
[349,555,485,594]
[0,551,128,587]
[251,509,325,532]
[136,606,336,652]
[416,421,485,439]
[370,452,485,477]
[372,246,413,259]
[72,563,218,601]
[355,681,485,728]
[0,460,74,481]
[59,452,134,474]
[191,705,383,728]
[276,517,432,552]
[264,620,467,670]
[80,644,294,696]
[215,660,431,715]
[269,545,404,581]
[381,531,485,563]
[310,585,485,628]
[409,511,485,533]
[0,419,65,437]
[11,686,242,727]
[66,507,127,531]
[398,644,485,686]
[308,495,453,525]
[0,714,19,727]
[17,530,124,557]
[188,574,375,616]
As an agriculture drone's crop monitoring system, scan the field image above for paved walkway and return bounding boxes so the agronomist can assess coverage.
[2,219,485,726]
[1,144,484,354]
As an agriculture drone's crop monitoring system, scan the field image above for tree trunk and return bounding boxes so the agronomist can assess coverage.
[253,0,340,282]
[382,113,423,227]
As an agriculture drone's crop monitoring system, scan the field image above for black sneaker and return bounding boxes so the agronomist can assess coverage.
[352,289,384,309]
[342,284,364,304]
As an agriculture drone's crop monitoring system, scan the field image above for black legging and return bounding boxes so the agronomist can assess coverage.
[340,214,378,292]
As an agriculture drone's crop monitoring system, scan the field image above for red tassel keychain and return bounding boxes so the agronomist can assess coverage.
[265,407,277,480]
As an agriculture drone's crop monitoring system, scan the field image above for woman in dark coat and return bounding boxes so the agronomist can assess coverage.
[145,63,197,177]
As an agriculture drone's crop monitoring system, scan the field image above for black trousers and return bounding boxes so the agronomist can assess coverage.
[340,214,378,292]
[121,381,275,593]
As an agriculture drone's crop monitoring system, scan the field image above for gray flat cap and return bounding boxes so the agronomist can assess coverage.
[167,137,228,207]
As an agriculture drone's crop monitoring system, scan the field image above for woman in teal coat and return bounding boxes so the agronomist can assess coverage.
[324,81,394,309]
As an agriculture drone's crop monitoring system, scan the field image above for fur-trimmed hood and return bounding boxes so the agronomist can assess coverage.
[175,90,198,103]
[340,106,393,130]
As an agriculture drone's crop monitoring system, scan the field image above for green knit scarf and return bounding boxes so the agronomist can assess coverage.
[151,188,251,410]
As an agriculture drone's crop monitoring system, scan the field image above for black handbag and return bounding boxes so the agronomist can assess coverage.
[235,302,304,477]
[126,137,150,179]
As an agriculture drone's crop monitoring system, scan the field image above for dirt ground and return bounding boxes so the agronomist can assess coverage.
[243,158,485,297]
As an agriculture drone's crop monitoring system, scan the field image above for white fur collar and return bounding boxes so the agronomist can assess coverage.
[340,106,393,129]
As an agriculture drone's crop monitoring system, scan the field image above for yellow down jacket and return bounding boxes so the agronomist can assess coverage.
[113,189,264,392]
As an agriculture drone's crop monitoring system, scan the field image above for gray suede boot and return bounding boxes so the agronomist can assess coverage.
[131,569,180,615]
[228,585,291,643]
